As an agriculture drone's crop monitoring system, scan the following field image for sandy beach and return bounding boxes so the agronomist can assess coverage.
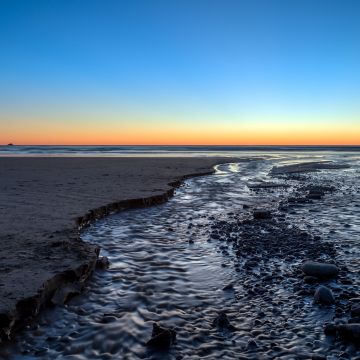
[0,157,238,338]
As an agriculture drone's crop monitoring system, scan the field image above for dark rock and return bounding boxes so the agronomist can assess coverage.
[314,286,335,305]
[349,317,360,324]
[351,303,360,317]
[96,256,110,270]
[146,323,176,349]
[253,210,272,220]
[312,355,327,360]
[302,261,339,278]
[223,283,234,291]
[307,193,323,200]
[324,323,337,336]
[337,324,360,343]
[304,276,318,284]
[212,311,235,331]
[246,339,258,350]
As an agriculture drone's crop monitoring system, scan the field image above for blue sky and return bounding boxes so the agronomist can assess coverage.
[0,0,359,144]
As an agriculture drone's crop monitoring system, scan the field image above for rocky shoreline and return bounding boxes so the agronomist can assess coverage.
[203,161,359,358]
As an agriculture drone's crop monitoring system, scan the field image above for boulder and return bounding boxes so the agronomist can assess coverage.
[314,286,335,305]
[302,261,339,278]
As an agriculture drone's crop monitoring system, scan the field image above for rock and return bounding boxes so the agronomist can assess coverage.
[337,324,360,342]
[314,286,335,305]
[312,355,327,360]
[348,317,360,324]
[253,210,272,220]
[212,311,235,331]
[304,276,318,284]
[302,261,339,278]
[146,323,176,349]
[246,339,258,350]
[324,323,337,336]
[223,283,234,291]
[307,193,322,200]
[351,303,360,317]
[51,283,81,305]
[96,256,110,270]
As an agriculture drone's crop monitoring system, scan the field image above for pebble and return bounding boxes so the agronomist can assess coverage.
[302,261,339,278]
[212,311,235,331]
[314,286,335,305]
[253,210,272,220]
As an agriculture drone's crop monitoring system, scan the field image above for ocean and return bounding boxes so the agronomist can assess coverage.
[1,145,360,157]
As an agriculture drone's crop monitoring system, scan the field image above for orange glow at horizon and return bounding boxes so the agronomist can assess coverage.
[1,120,359,146]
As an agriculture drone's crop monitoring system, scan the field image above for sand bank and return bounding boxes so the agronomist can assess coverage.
[0,157,240,339]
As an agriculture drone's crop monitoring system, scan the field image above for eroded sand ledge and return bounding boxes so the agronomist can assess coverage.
[0,157,241,339]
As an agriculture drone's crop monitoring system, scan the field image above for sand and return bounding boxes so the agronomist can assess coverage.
[0,156,238,338]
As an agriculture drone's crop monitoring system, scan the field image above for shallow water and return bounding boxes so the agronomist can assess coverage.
[2,153,360,359]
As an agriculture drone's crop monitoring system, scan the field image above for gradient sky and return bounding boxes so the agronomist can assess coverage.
[1,0,359,145]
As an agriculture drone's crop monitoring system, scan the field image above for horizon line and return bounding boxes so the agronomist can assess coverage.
[2,144,360,147]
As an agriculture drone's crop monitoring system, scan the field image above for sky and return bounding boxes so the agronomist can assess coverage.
[0,0,359,145]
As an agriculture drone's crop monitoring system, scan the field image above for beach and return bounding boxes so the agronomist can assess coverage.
[0,153,359,359]
[0,156,238,338]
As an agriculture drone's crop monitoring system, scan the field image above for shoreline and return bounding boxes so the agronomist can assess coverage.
[0,157,242,340]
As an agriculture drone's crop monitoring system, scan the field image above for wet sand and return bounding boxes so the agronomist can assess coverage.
[0,157,239,338]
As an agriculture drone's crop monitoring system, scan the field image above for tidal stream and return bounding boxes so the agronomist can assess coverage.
[2,153,360,359]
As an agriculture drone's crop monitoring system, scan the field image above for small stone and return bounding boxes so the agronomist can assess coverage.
[314,286,335,304]
[246,339,258,350]
[96,256,110,270]
[212,311,235,331]
[253,210,272,220]
[223,283,234,291]
[302,261,339,278]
